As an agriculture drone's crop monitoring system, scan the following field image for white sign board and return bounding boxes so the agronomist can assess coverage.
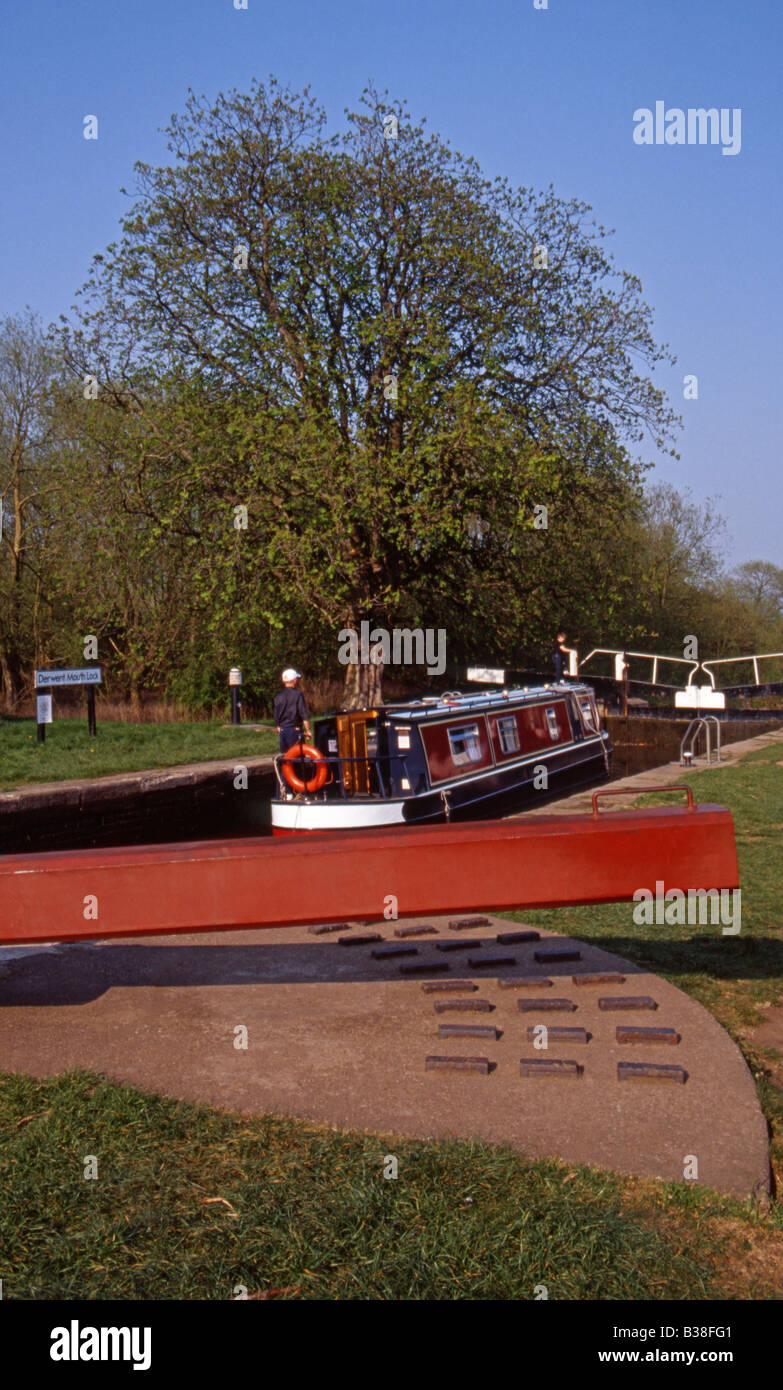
[36,694,53,724]
[35,668,102,688]
[467,667,505,684]
[675,686,726,711]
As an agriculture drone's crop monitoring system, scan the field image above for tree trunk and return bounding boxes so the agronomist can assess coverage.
[341,660,372,710]
[0,644,23,711]
[341,643,384,711]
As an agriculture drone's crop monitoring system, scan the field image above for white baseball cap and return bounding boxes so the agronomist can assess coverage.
[281,667,302,682]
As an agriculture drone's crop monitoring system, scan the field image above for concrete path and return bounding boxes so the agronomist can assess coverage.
[0,913,768,1201]
[519,724,783,817]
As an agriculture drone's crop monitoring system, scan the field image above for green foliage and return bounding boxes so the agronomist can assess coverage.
[1,83,778,709]
[52,80,680,697]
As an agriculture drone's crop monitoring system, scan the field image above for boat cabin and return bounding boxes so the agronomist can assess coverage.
[271,682,611,834]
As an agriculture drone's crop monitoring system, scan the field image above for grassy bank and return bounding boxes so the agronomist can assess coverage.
[509,738,783,1191]
[0,718,279,790]
[1,1070,781,1301]
[0,739,781,1300]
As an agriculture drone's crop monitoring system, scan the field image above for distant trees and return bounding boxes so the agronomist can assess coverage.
[616,483,727,650]
[0,311,66,706]
[732,560,783,623]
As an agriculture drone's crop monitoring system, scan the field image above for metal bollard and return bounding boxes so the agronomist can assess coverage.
[229,666,242,725]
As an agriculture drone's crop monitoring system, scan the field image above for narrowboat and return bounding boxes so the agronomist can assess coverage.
[271,681,611,834]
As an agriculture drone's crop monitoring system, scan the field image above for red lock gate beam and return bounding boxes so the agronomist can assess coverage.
[0,790,739,946]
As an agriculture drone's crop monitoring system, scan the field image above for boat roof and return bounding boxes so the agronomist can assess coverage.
[383,682,596,721]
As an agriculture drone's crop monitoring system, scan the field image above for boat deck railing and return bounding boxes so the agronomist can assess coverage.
[385,682,590,719]
[273,751,409,801]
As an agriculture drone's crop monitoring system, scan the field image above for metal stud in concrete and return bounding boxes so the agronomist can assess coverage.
[572,972,627,986]
[525,1026,589,1044]
[438,1024,501,1040]
[520,1059,582,1078]
[499,976,553,989]
[434,998,494,1014]
[534,947,582,963]
[496,931,540,944]
[467,955,516,969]
[448,916,491,930]
[517,998,577,1013]
[338,933,383,946]
[394,924,438,938]
[371,945,418,960]
[618,1062,687,1084]
[616,1026,680,1045]
[307,922,349,935]
[421,980,479,994]
[599,996,658,1011]
[426,1055,490,1074]
[435,939,483,952]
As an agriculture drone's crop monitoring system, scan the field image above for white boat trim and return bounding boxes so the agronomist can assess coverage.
[272,799,407,832]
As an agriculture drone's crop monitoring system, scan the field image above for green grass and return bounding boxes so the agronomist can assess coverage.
[506,739,783,1190]
[507,743,783,1030]
[1,736,782,1300]
[0,717,279,789]
[1,1070,780,1301]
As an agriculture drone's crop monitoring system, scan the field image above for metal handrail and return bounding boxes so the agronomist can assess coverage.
[592,784,695,816]
[580,647,783,692]
[699,652,783,689]
[579,648,700,689]
[680,716,721,766]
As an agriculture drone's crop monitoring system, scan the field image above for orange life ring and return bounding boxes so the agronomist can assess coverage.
[281,742,328,794]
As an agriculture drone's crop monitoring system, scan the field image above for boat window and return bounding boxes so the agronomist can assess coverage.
[578,697,596,732]
[447,722,484,766]
[496,714,520,754]
[545,707,560,741]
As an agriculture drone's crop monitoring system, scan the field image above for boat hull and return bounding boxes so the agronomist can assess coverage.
[272,733,610,833]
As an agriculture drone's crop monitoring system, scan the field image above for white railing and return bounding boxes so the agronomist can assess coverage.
[579,648,700,689]
[698,652,783,689]
[579,648,783,692]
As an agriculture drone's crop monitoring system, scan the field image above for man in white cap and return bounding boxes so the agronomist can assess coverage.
[273,668,313,753]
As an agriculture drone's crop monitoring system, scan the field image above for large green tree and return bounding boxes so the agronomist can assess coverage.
[61,79,679,705]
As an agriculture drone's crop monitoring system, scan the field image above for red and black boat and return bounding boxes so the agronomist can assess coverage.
[271,681,611,833]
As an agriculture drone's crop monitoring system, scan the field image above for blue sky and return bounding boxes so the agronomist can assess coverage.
[1,0,780,566]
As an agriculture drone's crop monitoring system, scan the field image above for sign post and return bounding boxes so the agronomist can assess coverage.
[34,668,102,741]
[228,667,242,725]
[35,692,52,744]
